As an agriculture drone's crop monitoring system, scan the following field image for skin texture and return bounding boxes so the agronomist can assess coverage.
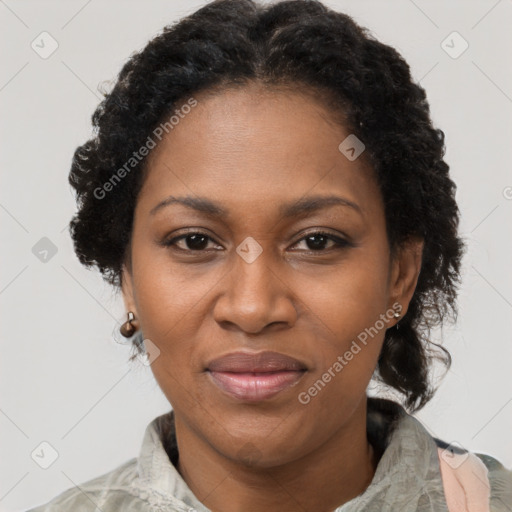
[121,82,424,512]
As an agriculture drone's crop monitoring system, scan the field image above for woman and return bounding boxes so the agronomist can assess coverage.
[28,0,511,511]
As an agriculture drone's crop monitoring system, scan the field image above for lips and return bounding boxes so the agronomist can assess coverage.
[207,351,307,373]
[206,351,307,402]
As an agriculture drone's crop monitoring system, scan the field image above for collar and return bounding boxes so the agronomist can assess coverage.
[135,396,447,512]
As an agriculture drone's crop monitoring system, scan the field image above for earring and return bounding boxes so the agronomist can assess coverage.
[120,311,138,338]
[393,304,402,329]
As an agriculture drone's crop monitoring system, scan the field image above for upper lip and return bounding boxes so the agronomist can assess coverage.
[206,351,308,373]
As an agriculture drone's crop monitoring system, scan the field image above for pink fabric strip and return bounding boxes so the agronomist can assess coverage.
[437,446,491,512]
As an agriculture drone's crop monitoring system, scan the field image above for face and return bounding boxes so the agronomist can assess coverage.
[121,82,423,467]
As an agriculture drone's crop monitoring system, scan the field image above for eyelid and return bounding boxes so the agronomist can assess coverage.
[291,228,349,242]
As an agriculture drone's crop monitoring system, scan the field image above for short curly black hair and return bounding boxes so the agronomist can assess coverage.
[68,0,466,413]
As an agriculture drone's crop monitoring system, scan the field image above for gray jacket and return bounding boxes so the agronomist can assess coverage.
[27,397,512,511]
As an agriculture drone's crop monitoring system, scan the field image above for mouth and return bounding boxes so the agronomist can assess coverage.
[206,351,308,402]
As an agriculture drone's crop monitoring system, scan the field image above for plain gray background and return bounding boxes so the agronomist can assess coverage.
[1,1,511,510]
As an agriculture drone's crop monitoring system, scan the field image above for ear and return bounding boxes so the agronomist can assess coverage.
[120,262,138,315]
[387,236,424,322]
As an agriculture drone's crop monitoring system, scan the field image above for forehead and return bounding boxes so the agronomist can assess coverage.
[137,84,382,223]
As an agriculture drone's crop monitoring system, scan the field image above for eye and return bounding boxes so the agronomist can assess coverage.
[291,231,351,252]
[161,230,351,254]
[163,231,222,252]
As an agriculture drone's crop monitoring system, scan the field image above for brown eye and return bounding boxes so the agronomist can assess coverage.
[291,231,351,252]
[161,230,351,255]
[163,232,220,252]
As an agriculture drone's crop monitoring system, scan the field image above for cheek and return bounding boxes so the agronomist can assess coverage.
[294,251,390,396]
[131,239,222,335]
[128,254,206,387]
[297,282,387,422]
[296,249,390,338]
[129,247,234,404]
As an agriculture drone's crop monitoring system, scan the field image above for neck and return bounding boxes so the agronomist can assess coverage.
[174,399,378,512]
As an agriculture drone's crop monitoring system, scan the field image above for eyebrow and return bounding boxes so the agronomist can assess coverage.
[149,194,363,218]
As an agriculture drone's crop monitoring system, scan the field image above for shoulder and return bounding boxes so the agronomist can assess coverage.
[434,437,512,511]
[474,451,512,511]
[25,457,149,512]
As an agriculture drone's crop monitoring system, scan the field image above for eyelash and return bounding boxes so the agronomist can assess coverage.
[161,230,351,255]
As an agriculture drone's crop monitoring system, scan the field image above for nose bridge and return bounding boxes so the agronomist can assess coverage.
[213,237,296,332]
[231,240,277,306]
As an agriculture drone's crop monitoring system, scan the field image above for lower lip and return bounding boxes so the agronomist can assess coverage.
[208,370,306,402]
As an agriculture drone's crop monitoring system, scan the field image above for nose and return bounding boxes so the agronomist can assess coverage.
[212,244,298,334]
